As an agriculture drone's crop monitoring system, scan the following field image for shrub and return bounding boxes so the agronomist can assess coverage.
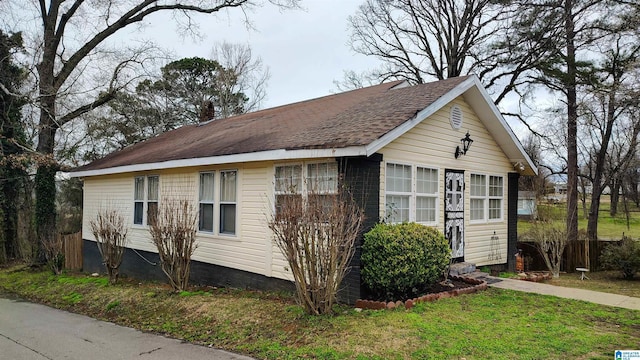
[90,208,128,285]
[148,199,198,291]
[600,236,640,279]
[526,221,567,278]
[362,222,450,300]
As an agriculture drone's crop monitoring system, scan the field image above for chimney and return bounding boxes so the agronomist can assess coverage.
[199,101,215,122]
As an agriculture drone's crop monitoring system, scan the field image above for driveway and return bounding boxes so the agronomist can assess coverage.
[0,293,254,359]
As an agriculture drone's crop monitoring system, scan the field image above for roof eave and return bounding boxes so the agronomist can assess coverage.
[69,146,368,178]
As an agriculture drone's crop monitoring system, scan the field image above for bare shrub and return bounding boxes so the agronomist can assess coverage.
[90,208,128,284]
[148,199,198,291]
[527,222,567,278]
[269,187,364,315]
[41,231,64,275]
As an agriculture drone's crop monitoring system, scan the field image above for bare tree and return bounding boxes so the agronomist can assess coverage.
[90,208,129,284]
[347,0,526,103]
[148,199,198,291]
[0,0,299,260]
[269,186,364,315]
[210,41,270,116]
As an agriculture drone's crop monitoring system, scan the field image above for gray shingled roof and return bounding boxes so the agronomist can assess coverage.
[73,76,472,173]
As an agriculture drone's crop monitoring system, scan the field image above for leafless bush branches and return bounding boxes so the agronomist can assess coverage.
[527,221,567,278]
[269,187,364,315]
[90,208,128,284]
[148,199,198,291]
[41,230,64,275]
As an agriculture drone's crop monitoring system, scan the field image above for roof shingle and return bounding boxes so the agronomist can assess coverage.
[74,76,471,172]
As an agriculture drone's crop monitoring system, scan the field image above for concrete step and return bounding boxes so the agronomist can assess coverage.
[449,262,476,276]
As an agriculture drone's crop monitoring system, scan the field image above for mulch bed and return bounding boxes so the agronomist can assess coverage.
[355,276,488,311]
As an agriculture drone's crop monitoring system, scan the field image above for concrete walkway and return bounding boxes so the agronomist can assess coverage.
[0,295,255,360]
[466,272,640,310]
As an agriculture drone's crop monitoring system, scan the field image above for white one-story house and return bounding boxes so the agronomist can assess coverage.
[70,75,536,303]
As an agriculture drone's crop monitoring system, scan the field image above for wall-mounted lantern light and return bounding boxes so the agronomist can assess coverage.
[454,131,473,159]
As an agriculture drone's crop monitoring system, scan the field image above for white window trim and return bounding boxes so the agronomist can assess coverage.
[384,161,439,226]
[469,173,504,223]
[219,169,238,236]
[196,169,239,237]
[198,171,215,233]
[132,174,160,227]
[273,160,338,213]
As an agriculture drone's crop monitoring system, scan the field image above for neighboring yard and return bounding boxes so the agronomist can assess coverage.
[518,201,640,240]
[1,265,638,360]
[548,270,640,298]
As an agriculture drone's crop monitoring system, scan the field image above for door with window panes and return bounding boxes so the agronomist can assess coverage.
[445,169,464,259]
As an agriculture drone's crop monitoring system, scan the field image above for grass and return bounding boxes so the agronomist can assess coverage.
[1,264,639,359]
[548,270,640,298]
[518,201,640,240]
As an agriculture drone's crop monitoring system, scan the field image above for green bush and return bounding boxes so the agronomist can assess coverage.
[600,236,640,279]
[361,222,450,300]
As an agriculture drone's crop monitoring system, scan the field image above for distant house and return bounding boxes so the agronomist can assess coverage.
[70,75,536,303]
[517,191,537,219]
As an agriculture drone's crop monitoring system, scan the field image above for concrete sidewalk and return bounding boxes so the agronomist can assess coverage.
[466,272,640,310]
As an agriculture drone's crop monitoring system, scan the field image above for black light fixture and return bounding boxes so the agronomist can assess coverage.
[454,131,473,159]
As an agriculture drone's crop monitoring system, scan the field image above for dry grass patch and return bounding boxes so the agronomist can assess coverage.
[549,270,640,298]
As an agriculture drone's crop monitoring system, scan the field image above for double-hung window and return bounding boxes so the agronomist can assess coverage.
[133,175,159,225]
[274,162,338,218]
[199,172,215,232]
[470,174,503,222]
[385,163,438,224]
[385,163,411,223]
[220,171,237,234]
[275,164,303,218]
[198,170,237,235]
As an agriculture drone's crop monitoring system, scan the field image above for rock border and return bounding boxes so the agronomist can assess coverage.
[515,271,552,282]
[355,276,488,311]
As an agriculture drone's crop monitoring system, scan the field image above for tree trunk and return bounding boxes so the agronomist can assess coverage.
[610,179,621,217]
[565,0,579,244]
[587,186,602,241]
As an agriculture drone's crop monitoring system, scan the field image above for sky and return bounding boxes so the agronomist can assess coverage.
[132,0,381,109]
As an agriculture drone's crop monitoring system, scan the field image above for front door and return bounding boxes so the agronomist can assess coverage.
[445,170,464,260]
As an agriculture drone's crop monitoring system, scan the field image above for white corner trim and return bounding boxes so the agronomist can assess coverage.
[366,76,476,155]
[70,146,367,178]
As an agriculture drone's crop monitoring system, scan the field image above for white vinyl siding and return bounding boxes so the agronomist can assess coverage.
[379,96,511,266]
[385,163,438,225]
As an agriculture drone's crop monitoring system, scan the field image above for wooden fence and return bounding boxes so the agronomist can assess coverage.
[518,239,617,272]
[61,232,83,270]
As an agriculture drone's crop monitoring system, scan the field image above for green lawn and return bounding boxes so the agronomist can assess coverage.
[1,265,638,360]
[518,201,640,240]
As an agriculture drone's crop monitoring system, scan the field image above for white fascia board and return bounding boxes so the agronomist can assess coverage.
[469,77,538,176]
[365,76,477,156]
[70,146,367,178]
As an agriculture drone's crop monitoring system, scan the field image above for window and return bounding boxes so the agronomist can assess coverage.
[133,175,159,225]
[306,162,338,211]
[134,177,145,225]
[470,174,503,222]
[220,170,237,234]
[489,176,503,220]
[470,174,486,221]
[274,162,338,217]
[386,163,411,222]
[199,172,215,232]
[385,163,438,224]
[416,167,438,223]
[275,165,303,217]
